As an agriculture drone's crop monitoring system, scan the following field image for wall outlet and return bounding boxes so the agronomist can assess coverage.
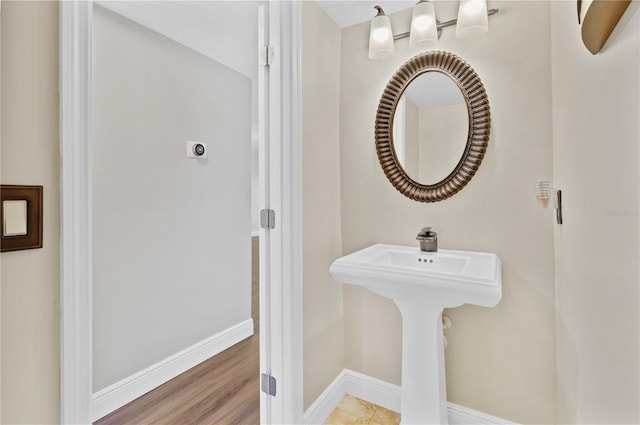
[186,141,208,159]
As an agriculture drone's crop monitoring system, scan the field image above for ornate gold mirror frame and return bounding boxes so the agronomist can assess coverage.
[375,51,491,202]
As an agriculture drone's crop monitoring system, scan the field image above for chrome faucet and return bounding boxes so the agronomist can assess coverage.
[416,227,437,252]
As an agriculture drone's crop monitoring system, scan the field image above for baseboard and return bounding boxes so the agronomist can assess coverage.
[304,368,517,425]
[92,318,254,421]
[447,402,515,425]
[304,370,349,425]
[342,369,401,413]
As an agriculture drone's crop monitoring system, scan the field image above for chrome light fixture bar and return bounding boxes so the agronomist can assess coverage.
[368,1,499,60]
[393,7,499,41]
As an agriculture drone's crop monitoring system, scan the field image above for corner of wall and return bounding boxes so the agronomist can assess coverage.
[550,1,640,423]
[301,0,345,411]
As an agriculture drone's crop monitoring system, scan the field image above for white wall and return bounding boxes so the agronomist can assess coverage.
[98,1,262,235]
[251,82,260,234]
[339,2,556,423]
[1,1,60,423]
[93,6,252,391]
[551,2,640,423]
[302,0,345,410]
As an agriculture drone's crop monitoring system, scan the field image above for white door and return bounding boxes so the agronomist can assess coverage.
[258,2,304,424]
[257,4,274,423]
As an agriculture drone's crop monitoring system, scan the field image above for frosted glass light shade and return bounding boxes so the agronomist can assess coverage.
[369,13,394,60]
[410,1,438,49]
[456,0,489,39]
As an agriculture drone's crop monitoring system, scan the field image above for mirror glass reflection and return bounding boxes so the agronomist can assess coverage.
[392,71,469,184]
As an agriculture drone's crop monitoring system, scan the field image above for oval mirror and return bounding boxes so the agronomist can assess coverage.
[392,71,468,184]
[375,51,491,202]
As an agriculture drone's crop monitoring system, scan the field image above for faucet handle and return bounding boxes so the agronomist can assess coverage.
[417,227,436,239]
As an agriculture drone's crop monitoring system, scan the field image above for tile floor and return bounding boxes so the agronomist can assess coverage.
[324,395,401,425]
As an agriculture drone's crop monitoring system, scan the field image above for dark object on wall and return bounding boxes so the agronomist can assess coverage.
[578,0,583,23]
[375,51,490,203]
[1,185,43,252]
[193,143,206,157]
[579,0,631,55]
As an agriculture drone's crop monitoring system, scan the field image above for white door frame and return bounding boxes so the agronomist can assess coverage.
[59,1,302,423]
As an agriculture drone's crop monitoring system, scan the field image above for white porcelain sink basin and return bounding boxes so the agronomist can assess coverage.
[330,244,502,425]
[329,244,501,308]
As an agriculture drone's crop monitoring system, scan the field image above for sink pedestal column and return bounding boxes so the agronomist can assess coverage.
[394,301,448,425]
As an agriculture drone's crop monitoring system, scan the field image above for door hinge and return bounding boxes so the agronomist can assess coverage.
[261,44,274,67]
[260,209,275,229]
[261,373,277,397]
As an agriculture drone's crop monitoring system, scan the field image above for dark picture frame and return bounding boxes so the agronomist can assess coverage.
[1,185,44,252]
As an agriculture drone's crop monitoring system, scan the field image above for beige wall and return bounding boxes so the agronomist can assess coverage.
[0,2,3,419]
[551,2,640,424]
[339,2,556,423]
[0,3,3,418]
[418,103,468,183]
[403,98,419,178]
[1,1,60,423]
[302,0,345,410]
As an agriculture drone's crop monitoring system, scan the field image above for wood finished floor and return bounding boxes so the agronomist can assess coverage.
[95,237,260,425]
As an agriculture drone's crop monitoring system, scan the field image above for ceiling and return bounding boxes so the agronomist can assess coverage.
[405,72,464,109]
[95,1,422,78]
[97,0,265,80]
[97,0,387,78]
[315,0,415,28]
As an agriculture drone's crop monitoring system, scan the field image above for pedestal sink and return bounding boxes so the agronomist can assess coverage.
[329,244,502,425]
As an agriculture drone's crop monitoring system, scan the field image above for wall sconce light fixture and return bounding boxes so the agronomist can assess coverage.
[456,0,490,38]
[409,0,438,49]
[368,1,499,60]
[369,5,395,60]
[536,181,563,225]
[578,0,631,55]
